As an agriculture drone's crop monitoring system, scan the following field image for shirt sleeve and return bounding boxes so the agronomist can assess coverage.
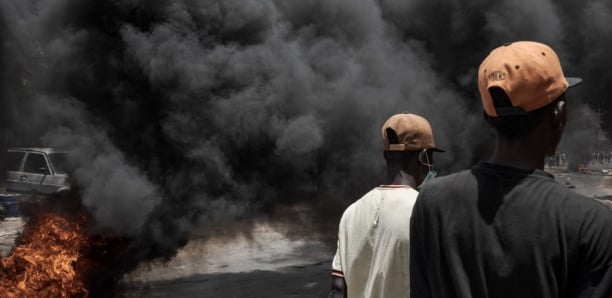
[332,243,344,277]
[332,210,347,278]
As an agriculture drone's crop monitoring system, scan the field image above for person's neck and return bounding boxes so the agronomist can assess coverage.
[489,137,546,170]
[385,170,418,188]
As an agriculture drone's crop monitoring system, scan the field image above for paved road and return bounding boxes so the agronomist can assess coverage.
[0,217,23,257]
[119,223,336,297]
[119,262,331,298]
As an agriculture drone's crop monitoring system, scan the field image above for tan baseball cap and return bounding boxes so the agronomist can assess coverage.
[478,41,582,117]
[381,113,444,152]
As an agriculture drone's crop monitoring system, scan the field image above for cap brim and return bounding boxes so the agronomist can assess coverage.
[567,77,583,88]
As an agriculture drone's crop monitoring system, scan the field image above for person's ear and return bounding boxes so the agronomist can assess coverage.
[552,100,567,132]
[546,99,567,156]
[416,160,428,185]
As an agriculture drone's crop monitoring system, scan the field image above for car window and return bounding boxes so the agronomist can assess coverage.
[6,152,25,171]
[48,153,68,174]
[23,153,49,175]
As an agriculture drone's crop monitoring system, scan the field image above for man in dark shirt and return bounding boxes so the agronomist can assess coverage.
[410,41,612,298]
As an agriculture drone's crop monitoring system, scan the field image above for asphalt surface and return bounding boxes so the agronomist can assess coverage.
[118,223,335,297]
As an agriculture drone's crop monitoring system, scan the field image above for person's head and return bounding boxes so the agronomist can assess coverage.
[381,113,443,186]
[478,41,581,156]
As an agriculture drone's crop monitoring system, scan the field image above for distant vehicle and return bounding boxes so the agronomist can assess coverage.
[5,148,71,195]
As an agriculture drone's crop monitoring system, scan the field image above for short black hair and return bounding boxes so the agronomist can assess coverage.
[487,87,564,141]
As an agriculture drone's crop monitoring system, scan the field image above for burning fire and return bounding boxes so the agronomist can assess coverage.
[0,212,92,297]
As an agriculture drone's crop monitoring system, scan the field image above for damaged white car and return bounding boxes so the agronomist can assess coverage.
[5,148,71,195]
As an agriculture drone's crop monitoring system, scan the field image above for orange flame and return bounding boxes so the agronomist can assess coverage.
[0,212,91,297]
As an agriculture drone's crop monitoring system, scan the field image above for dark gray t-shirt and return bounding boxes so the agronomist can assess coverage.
[410,162,612,298]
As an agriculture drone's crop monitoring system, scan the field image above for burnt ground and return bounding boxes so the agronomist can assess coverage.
[1,163,612,298]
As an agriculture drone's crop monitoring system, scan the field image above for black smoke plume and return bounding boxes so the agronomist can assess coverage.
[1,0,611,276]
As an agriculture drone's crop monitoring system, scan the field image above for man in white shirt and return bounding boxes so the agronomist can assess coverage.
[329,113,443,298]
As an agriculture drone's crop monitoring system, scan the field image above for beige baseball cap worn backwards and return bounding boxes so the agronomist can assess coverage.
[382,113,444,152]
[478,41,582,117]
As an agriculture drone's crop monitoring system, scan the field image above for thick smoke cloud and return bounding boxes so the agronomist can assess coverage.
[1,0,611,271]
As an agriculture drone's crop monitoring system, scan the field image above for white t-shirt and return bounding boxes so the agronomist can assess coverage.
[332,185,417,298]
